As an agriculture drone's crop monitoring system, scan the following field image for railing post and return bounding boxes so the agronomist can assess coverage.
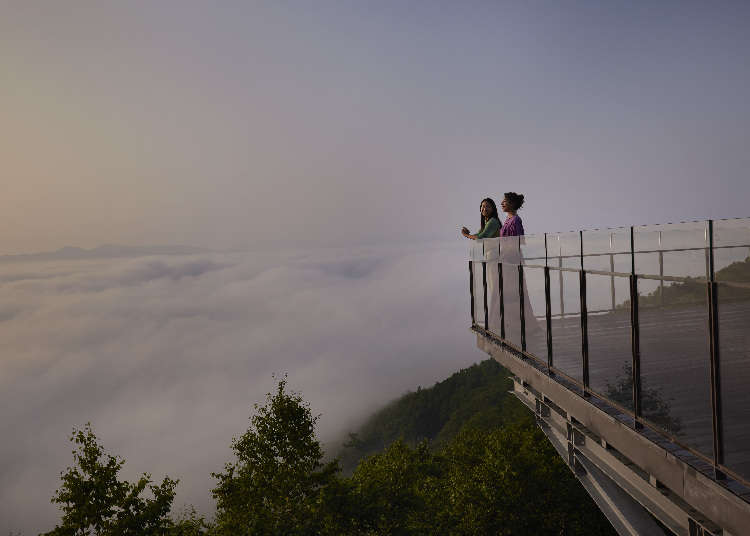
[469,261,475,326]
[630,226,642,427]
[482,262,489,331]
[579,230,584,270]
[545,266,553,371]
[609,232,616,311]
[707,219,725,479]
[580,270,589,393]
[559,253,565,319]
[610,252,616,311]
[544,233,553,373]
[498,262,505,340]
[519,264,526,351]
[705,242,711,281]
[580,231,589,394]
[658,231,664,306]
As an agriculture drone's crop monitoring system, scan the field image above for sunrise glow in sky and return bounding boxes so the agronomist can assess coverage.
[3,1,749,255]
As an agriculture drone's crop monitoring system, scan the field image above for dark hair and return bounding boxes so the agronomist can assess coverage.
[479,197,499,231]
[503,192,525,211]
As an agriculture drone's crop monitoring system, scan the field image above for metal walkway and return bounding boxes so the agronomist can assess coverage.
[469,218,750,536]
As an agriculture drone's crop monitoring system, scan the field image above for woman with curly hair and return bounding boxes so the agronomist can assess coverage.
[499,192,525,237]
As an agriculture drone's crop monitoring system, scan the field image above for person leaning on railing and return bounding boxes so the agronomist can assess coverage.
[462,192,534,339]
[461,197,500,240]
[461,193,525,240]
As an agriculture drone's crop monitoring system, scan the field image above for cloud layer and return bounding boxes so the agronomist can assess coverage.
[0,242,482,534]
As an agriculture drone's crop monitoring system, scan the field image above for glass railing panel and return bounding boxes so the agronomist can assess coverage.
[549,268,582,382]
[714,218,750,282]
[481,238,500,261]
[470,240,504,328]
[717,281,750,481]
[473,261,489,327]
[523,266,548,362]
[637,277,713,457]
[468,240,485,262]
[520,234,547,267]
[548,231,581,270]
[485,259,502,335]
[586,273,633,412]
[503,263,524,349]
[498,235,522,266]
[714,217,750,247]
[634,221,708,280]
[582,227,632,273]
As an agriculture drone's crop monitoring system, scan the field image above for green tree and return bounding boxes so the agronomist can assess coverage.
[349,440,445,535]
[43,424,179,536]
[345,422,616,536]
[210,378,339,535]
[168,506,210,536]
[437,423,614,535]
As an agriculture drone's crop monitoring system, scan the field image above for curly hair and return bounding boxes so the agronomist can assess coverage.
[503,192,525,211]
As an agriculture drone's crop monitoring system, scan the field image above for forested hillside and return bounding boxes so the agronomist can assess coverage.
[338,359,528,473]
[331,359,618,534]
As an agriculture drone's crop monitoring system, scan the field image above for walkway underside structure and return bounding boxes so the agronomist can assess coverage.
[477,329,749,536]
[468,218,750,536]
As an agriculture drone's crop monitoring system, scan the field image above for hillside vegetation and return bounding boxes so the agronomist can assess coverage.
[42,363,617,535]
[338,359,528,473]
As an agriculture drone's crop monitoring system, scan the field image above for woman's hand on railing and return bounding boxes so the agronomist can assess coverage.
[461,226,476,240]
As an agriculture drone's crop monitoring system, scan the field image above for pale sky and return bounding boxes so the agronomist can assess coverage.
[2,1,749,255]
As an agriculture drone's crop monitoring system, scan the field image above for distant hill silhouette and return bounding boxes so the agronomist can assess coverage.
[617,256,750,309]
[0,244,208,263]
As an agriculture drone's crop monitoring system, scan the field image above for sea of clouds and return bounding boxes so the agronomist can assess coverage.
[0,241,485,534]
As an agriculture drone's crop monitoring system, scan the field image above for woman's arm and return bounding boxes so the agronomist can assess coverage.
[463,218,499,240]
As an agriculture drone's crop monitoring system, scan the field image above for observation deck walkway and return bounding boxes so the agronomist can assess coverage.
[469,218,750,536]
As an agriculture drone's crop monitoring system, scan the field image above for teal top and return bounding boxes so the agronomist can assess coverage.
[475,217,500,239]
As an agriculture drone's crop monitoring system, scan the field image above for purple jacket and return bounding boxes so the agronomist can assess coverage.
[499,215,524,237]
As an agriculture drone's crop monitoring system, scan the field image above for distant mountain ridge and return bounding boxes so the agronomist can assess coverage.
[0,244,209,263]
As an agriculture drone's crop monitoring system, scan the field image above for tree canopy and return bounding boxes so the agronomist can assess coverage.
[210,378,339,535]
[42,424,179,536]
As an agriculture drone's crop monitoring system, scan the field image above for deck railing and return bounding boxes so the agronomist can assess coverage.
[468,217,750,488]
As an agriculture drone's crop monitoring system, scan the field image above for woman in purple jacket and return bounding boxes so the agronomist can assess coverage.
[499,192,525,237]
[497,191,543,345]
